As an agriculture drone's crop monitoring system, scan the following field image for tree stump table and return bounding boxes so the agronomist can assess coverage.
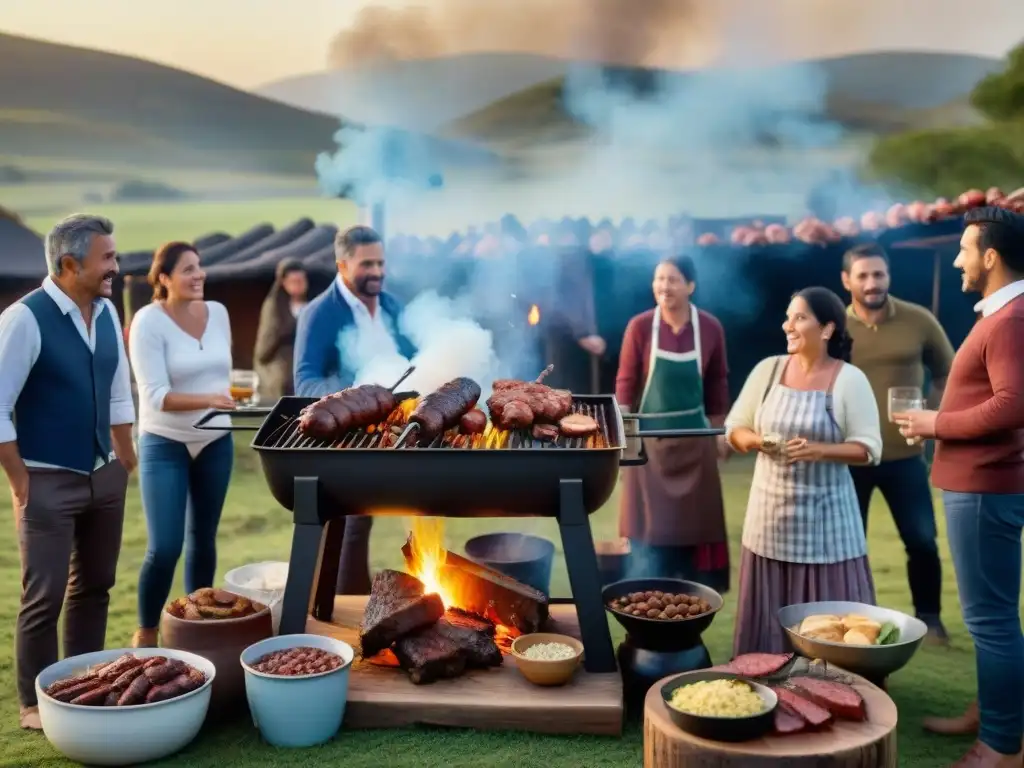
[644,671,898,767]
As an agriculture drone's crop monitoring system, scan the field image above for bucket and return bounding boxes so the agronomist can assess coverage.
[224,562,288,634]
[464,533,555,596]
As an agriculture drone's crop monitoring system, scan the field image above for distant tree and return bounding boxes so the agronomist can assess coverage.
[867,124,1024,197]
[111,180,188,202]
[0,164,27,183]
[970,41,1024,121]
[866,40,1024,195]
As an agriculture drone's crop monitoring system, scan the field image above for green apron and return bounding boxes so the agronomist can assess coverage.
[637,305,710,430]
[620,304,727,548]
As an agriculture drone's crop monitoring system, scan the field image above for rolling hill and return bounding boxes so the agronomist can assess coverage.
[0,32,344,174]
[257,53,567,132]
[444,51,999,147]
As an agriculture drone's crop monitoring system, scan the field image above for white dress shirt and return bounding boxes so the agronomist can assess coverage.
[335,276,399,360]
[129,302,233,458]
[0,277,135,473]
[974,279,1024,317]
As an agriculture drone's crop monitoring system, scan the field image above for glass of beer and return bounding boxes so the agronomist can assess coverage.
[230,370,258,407]
[889,386,924,445]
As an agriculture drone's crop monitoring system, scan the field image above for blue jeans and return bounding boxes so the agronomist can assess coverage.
[943,490,1024,756]
[137,432,234,628]
[850,457,942,616]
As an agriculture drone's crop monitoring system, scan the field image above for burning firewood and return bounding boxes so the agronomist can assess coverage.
[401,538,549,634]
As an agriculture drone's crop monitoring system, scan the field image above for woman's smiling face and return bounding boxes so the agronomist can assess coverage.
[782,295,830,355]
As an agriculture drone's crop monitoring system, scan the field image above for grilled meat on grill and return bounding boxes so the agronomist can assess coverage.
[409,377,482,445]
[459,408,487,434]
[559,413,599,436]
[297,384,398,441]
[487,380,573,430]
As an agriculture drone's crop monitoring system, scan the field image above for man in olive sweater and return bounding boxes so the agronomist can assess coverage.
[898,207,1024,768]
[841,242,955,643]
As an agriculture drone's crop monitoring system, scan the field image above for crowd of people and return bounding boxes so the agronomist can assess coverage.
[0,207,1022,767]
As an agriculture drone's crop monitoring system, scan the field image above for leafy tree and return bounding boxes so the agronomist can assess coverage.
[867,40,1024,195]
[971,41,1024,121]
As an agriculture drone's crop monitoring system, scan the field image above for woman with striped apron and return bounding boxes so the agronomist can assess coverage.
[616,257,730,593]
[726,288,881,655]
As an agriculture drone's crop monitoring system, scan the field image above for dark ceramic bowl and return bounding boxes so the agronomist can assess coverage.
[160,602,273,719]
[602,578,723,652]
[660,670,777,743]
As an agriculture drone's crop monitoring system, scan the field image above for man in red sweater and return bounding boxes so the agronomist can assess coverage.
[897,206,1024,768]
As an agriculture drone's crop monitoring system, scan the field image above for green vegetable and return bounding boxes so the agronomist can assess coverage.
[876,622,900,645]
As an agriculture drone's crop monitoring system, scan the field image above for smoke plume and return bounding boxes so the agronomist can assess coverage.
[342,291,502,398]
[318,1,901,323]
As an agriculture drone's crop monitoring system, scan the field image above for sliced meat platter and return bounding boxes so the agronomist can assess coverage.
[707,653,869,736]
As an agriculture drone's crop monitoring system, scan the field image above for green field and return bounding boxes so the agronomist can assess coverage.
[16,197,360,253]
[0,452,982,767]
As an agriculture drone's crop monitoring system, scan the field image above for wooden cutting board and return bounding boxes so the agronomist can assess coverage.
[307,596,623,736]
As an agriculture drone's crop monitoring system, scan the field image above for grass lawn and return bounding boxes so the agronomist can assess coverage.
[0,450,983,767]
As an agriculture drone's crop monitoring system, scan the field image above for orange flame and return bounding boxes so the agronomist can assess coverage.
[406,518,452,607]
[527,304,540,326]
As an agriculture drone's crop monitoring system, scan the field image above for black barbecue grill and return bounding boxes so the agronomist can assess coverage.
[196,394,722,674]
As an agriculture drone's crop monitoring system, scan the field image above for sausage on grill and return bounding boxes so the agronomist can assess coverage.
[459,408,487,434]
[298,384,398,441]
[410,378,482,445]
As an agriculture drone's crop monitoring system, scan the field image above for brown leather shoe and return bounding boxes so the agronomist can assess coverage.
[925,699,979,736]
[949,741,1023,767]
[19,706,41,730]
[131,628,158,648]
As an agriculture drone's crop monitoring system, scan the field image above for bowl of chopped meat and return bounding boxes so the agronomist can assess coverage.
[35,647,216,766]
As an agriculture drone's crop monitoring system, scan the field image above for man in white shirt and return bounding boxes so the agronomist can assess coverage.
[0,214,136,730]
[293,225,416,595]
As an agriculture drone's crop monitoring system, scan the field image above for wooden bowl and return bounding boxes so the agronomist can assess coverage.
[159,601,273,719]
[510,633,584,687]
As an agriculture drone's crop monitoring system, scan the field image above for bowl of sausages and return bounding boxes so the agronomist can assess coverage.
[240,634,354,748]
[35,648,215,766]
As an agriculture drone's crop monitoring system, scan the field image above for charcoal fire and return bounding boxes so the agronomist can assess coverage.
[357,517,549,685]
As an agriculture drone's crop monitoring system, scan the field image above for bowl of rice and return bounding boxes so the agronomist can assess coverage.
[660,670,777,742]
[510,633,584,687]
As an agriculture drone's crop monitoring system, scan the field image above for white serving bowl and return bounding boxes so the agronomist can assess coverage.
[224,561,288,634]
[36,647,215,766]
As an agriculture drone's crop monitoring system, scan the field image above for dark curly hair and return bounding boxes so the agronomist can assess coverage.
[793,286,853,362]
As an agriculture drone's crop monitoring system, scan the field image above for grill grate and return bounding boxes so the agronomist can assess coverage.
[259,399,617,451]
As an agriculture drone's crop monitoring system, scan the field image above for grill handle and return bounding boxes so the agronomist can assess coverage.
[636,428,725,438]
[192,407,273,431]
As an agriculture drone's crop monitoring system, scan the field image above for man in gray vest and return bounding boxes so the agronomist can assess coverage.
[0,214,136,730]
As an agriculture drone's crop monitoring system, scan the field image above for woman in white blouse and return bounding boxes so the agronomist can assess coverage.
[128,241,235,648]
[726,286,882,655]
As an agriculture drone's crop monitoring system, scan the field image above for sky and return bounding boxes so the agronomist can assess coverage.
[1,0,399,89]
[3,0,1024,92]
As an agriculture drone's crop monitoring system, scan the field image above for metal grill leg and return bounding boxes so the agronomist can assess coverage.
[558,478,617,673]
[279,477,324,634]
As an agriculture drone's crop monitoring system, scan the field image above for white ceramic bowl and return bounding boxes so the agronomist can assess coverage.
[36,647,215,766]
[224,561,288,634]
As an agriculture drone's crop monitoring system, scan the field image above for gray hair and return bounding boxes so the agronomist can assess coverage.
[334,225,381,262]
[45,214,114,276]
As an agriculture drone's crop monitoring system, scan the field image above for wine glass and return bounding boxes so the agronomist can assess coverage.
[889,386,924,445]
[230,370,259,407]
